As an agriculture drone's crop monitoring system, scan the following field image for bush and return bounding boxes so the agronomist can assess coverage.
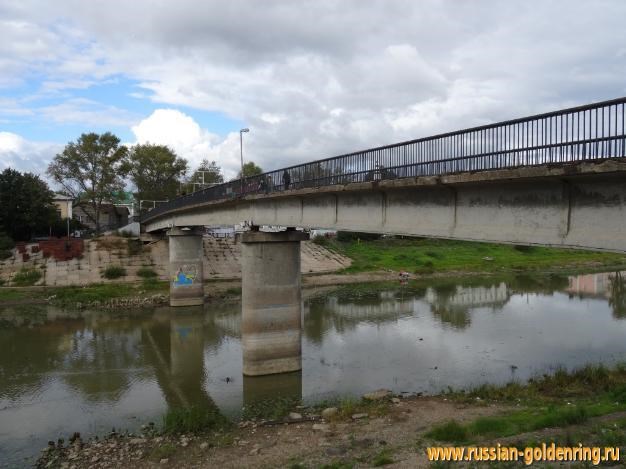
[12,268,42,286]
[0,233,14,251]
[137,267,157,278]
[312,234,330,247]
[127,238,143,256]
[103,265,126,279]
[0,250,11,260]
[337,231,381,242]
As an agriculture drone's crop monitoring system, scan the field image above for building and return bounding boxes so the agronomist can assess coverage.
[73,203,130,232]
[52,193,73,219]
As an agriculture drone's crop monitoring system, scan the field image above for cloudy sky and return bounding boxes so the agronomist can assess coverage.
[1,0,625,181]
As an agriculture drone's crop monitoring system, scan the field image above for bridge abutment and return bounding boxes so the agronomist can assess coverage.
[240,230,309,376]
[168,227,204,307]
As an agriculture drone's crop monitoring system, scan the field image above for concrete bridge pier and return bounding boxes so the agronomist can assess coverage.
[240,230,309,376]
[168,227,204,307]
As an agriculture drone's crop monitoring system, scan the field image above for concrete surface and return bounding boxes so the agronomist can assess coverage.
[240,230,309,375]
[143,159,626,253]
[168,227,204,306]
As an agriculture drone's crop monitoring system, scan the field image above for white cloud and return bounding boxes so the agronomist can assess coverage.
[2,0,626,178]
[0,131,62,174]
[130,109,242,178]
[39,98,139,127]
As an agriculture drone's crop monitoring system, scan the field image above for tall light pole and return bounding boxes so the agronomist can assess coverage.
[239,128,249,195]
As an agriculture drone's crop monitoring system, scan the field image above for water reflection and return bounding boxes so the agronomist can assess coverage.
[2,270,626,466]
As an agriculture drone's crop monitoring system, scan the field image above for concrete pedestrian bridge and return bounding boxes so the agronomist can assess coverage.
[141,97,626,376]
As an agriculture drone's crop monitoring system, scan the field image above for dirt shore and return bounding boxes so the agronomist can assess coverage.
[36,395,508,469]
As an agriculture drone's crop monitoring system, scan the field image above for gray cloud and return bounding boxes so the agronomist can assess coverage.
[1,0,626,175]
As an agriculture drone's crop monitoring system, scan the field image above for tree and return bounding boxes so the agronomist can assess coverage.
[190,159,224,185]
[0,168,56,240]
[126,144,188,202]
[47,132,128,233]
[238,161,263,179]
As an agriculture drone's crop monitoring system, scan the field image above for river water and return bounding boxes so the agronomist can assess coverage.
[1,270,626,466]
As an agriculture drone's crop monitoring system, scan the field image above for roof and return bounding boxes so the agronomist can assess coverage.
[53,193,73,201]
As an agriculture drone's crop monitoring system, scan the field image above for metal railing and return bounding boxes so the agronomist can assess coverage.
[142,97,626,222]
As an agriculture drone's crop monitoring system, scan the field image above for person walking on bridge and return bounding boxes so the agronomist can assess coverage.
[282,169,291,190]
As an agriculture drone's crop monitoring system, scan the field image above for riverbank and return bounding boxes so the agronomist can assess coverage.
[36,364,626,468]
[317,236,626,275]
[2,236,626,309]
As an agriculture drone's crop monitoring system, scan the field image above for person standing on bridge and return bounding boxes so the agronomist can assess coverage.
[282,169,291,190]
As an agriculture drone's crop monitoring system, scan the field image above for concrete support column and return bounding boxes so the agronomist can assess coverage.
[240,230,309,376]
[168,227,204,307]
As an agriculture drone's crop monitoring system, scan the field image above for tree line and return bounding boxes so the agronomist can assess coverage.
[0,131,264,240]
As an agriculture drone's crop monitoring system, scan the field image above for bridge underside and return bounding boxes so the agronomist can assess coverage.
[144,159,626,253]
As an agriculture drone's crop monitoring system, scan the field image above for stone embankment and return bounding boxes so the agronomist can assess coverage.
[0,235,351,287]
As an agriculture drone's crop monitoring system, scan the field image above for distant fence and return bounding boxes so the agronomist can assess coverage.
[142,97,626,222]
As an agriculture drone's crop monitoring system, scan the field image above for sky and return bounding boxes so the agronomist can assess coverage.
[1,0,626,182]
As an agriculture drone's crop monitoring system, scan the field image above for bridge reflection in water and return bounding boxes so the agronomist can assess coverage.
[3,271,626,466]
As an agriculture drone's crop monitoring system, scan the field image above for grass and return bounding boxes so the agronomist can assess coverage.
[371,449,394,466]
[0,280,169,306]
[52,283,136,304]
[224,287,242,296]
[140,278,168,292]
[137,266,158,278]
[0,288,37,301]
[241,395,302,421]
[448,363,626,405]
[426,364,626,444]
[312,395,392,422]
[426,405,594,443]
[102,265,126,279]
[148,442,177,461]
[12,268,42,286]
[163,406,231,434]
[325,237,626,274]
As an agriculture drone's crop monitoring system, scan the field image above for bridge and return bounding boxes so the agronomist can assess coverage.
[141,97,626,376]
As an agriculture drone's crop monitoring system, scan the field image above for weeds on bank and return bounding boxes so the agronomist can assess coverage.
[103,265,126,279]
[319,461,355,469]
[242,395,302,421]
[447,363,626,405]
[148,443,176,461]
[426,364,626,443]
[140,278,167,292]
[51,283,136,304]
[163,406,231,434]
[312,396,392,422]
[0,288,36,301]
[425,402,626,444]
[371,448,394,466]
[137,266,157,279]
[12,268,42,286]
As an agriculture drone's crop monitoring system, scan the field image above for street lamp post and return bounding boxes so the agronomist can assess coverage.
[239,128,249,195]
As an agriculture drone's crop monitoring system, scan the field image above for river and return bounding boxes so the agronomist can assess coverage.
[1,270,626,466]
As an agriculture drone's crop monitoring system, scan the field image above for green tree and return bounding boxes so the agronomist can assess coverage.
[192,159,224,185]
[0,168,56,240]
[238,161,263,178]
[127,144,188,202]
[47,132,128,233]
[179,159,224,194]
